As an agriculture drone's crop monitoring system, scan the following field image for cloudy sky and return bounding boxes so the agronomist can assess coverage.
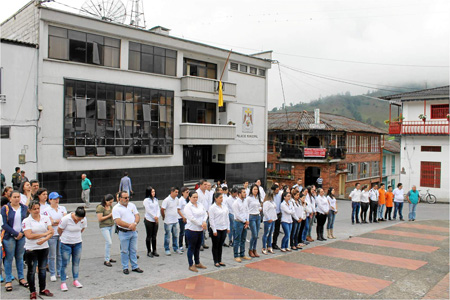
[1,0,449,109]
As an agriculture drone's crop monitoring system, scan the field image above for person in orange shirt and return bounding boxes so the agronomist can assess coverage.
[384,185,394,220]
[378,183,386,221]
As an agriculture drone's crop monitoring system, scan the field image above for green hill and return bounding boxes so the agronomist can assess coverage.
[269,86,438,130]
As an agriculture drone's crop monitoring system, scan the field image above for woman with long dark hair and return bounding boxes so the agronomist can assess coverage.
[34,188,50,214]
[290,189,302,250]
[96,194,116,267]
[280,191,296,252]
[184,191,208,272]
[2,190,28,292]
[247,184,262,257]
[208,192,230,267]
[19,181,32,206]
[326,187,337,239]
[315,188,329,241]
[143,186,160,257]
[300,188,312,245]
[1,186,13,207]
[23,200,54,299]
[261,190,276,254]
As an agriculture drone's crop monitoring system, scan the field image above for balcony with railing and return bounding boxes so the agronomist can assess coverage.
[180,76,237,100]
[179,123,236,144]
[279,145,347,163]
[389,120,449,135]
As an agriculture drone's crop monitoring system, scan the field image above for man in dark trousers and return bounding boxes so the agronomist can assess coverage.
[271,184,283,250]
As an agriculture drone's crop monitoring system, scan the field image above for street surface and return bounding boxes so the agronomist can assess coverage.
[2,200,449,299]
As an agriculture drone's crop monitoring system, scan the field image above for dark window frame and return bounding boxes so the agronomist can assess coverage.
[128,41,177,76]
[183,58,217,79]
[421,146,442,152]
[0,126,10,139]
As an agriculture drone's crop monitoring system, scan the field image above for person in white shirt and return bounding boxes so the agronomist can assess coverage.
[298,189,309,246]
[292,178,303,193]
[306,186,317,242]
[261,190,277,255]
[19,181,32,206]
[290,189,303,250]
[393,183,405,221]
[161,187,181,256]
[326,188,337,239]
[43,192,67,281]
[247,184,263,258]
[221,180,228,188]
[360,185,370,224]
[143,187,160,258]
[224,187,237,247]
[232,188,252,262]
[58,206,88,291]
[349,183,362,224]
[369,183,379,223]
[177,187,189,252]
[112,192,142,275]
[23,200,54,299]
[196,180,210,250]
[34,188,50,215]
[220,186,233,247]
[271,184,283,250]
[280,192,296,252]
[243,181,250,199]
[315,188,330,241]
[255,179,266,201]
[184,191,208,272]
[208,193,230,268]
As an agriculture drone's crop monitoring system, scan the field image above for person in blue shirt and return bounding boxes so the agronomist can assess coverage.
[406,185,420,221]
[119,172,133,196]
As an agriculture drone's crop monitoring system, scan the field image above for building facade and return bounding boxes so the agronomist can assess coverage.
[268,111,384,198]
[0,2,272,202]
[383,86,449,202]
[382,140,400,188]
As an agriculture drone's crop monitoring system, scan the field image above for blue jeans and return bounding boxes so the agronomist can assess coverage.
[290,221,301,247]
[409,203,417,220]
[48,235,62,276]
[178,219,186,248]
[61,242,82,281]
[352,202,361,222]
[394,202,404,219]
[164,222,179,252]
[233,221,247,258]
[101,226,113,262]
[185,230,202,266]
[3,237,25,282]
[378,204,385,219]
[249,214,261,250]
[281,222,292,249]
[307,215,314,236]
[327,210,336,229]
[118,230,139,270]
[262,221,275,249]
[228,213,235,242]
[302,216,310,242]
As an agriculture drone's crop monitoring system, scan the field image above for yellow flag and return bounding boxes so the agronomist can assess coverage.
[218,81,223,107]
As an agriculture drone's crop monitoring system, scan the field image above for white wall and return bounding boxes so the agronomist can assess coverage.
[400,136,449,202]
[402,99,449,121]
[0,42,38,181]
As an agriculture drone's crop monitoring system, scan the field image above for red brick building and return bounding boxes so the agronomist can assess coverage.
[267,111,385,198]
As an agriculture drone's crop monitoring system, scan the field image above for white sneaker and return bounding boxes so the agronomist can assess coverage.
[50,275,57,282]
[177,249,183,254]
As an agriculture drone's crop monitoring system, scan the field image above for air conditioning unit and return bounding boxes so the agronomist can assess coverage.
[0,94,5,103]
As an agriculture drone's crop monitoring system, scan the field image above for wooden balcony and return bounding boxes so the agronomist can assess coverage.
[389,120,449,135]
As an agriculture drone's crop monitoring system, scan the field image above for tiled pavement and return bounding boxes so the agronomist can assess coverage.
[101,220,449,299]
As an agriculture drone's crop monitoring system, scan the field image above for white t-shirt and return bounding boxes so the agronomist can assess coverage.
[349,189,361,202]
[184,202,207,231]
[112,202,139,229]
[393,188,404,202]
[39,203,50,215]
[196,189,210,212]
[143,198,160,222]
[20,194,28,206]
[58,213,87,244]
[43,205,67,236]
[13,206,22,233]
[23,215,52,250]
[360,191,370,203]
[177,197,187,219]
[161,196,179,224]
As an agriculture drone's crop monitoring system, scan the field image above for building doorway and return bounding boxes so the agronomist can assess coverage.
[307,137,320,147]
[338,174,346,198]
[183,145,212,181]
[305,167,320,187]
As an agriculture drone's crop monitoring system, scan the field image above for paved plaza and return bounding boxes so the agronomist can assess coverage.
[2,200,449,299]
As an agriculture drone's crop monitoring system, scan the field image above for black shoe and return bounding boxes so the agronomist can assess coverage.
[352,221,355,225]
[272,245,281,250]
[104,261,112,267]
[152,252,159,257]
[132,268,144,273]
[374,221,378,223]
[356,221,360,224]
[147,252,153,258]
[202,244,209,249]
[109,259,116,263]
[229,241,233,246]
[223,243,229,247]
[123,269,129,275]
[137,255,140,259]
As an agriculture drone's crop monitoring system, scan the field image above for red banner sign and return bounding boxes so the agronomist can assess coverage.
[304,148,327,158]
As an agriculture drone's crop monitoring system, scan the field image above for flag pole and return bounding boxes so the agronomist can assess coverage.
[218,49,232,107]
[220,49,233,82]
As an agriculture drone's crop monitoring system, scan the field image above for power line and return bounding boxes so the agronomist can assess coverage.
[277,62,290,127]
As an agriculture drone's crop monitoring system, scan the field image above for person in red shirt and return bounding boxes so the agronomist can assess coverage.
[378,183,386,221]
[384,185,394,220]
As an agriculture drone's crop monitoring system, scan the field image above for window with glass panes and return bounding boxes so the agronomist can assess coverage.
[64,79,173,157]
[183,58,217,79]
[128,42,176,76]
[48,26,120,67]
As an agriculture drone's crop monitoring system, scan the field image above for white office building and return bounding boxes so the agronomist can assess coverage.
[382,86,449,202]
[0,1,272,202]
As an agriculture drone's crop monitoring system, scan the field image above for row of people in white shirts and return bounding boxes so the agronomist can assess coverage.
[349,185,404,202]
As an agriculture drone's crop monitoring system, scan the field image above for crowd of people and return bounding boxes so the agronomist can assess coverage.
[0,171,421,299]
